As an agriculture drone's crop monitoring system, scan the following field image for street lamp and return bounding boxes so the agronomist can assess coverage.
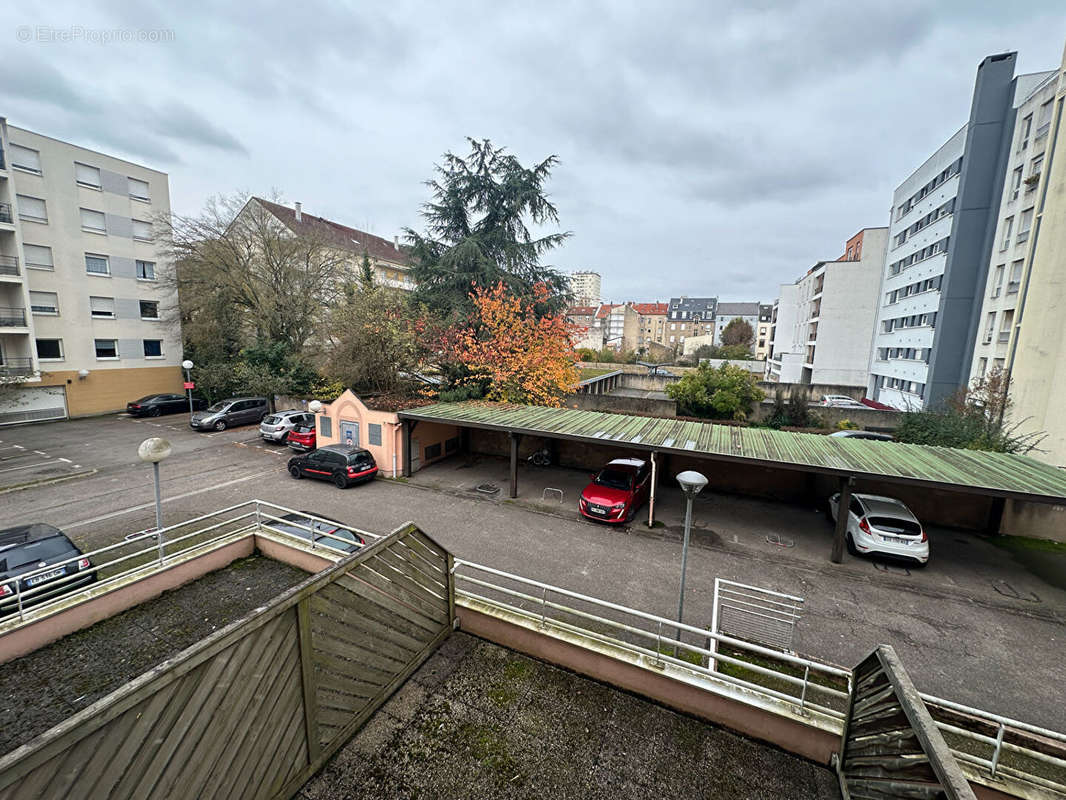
[181,359,195,417]
[674,470,708,655]
[138,437,172,564]
[308,400,323,414]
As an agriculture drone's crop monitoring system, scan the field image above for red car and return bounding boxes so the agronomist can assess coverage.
[579,458,652,524]
[287,424,316,453]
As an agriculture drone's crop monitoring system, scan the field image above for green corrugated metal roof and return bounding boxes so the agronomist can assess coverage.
[399,402,1066,502]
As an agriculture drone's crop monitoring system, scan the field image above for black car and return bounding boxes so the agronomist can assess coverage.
[260,512,365,552]
[288,444,378,489]
[1,524,96,617]
[127,393,206,417]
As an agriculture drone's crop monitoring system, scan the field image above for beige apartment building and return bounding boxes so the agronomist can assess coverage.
[0,119,183,421]
[566,270,601,305]
[633,302,668,349]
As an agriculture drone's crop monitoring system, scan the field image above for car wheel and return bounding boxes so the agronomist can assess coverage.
[333,473,348,489]
[289,465,302,479]
[213,420,227,431]
[279,431,289,443]
[846,533,858,556]
[149,406,161,417]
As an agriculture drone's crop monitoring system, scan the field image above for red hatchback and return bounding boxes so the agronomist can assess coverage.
[287,424,316,453]
[579,458,652,524]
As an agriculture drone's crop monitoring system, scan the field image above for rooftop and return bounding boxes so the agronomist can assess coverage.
[631,302,668,315]
[296,632,840,800]
[715,301,761,316]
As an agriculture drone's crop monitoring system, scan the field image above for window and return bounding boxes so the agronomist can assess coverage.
[445,436,460,454]
[424,443,442,461]
[9,144,42,174]
[1017,207,1034,243]
[1037,99,1053,130]
[80,208,107,233]
[984,312,996,342]
[85,254,110,275]
[17,195,47,223]
[319,417,332,438]
[23,244,54,270]
[90,296,115,318]
[991,265,1004,296]
[140,300,159,319]
[670,323,676,331]
[94,339,118,359]
[1019,114,1033,148]
[128,177,150,202]
[75,162,101,189]
[132,219,153,241]
[143,339,163,358]
[1010,166,1023,197]
[1009,260,1024,293]
[136,260,156,280]
[1001,216,1013,250]
[35,339,63,361]
[368,423,382,446]
[29,291,58,315]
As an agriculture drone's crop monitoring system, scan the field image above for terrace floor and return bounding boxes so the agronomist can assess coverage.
[298,632,841,800]
[0,555,307,756]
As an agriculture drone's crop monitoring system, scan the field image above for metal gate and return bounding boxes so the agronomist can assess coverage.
[709,579,803,668]
[0,385,68,426]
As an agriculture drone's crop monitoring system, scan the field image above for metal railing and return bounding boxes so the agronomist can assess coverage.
[0,307,26,327]
[451,558,852,722]
[0,358,34,378]
[0,256,17,276]
[0,500,380,626]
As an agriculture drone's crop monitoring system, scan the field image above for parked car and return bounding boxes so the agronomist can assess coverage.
[260,410,315,444]
[189,397,269,431]
[1,523,97,617]
[822,394,865,408]
[259,511,365,553]
[126,393,206,417]
[288,444,378,489]
[579,458,652,524]
[827,493,929,565]
[828,430,894,442]
[287,423,317,452]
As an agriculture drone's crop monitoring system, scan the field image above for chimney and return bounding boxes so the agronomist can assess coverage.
[294,202,302,222]
[393,235,399,251]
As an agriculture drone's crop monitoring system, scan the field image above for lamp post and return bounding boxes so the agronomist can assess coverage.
[138,437,172,564]
[181,359,195,418]
[674,470,708,656]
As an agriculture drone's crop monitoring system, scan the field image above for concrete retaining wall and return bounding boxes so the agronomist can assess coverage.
[565,392,677,416]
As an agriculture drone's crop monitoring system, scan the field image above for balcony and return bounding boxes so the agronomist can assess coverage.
[0,203,12,225]
[998,331,1011,343]
[0,307,27,327]
[1007,280,1020,294]
[0,255,19,277]
[0,357,34,377]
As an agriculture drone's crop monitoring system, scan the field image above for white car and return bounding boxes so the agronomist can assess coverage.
[822,394,866,408]
[827,493,929,565]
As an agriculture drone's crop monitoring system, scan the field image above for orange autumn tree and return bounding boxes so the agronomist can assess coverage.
[455,282,580,406]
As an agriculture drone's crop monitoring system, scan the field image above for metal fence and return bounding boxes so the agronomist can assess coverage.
[0,520,454,800]
[709,578,803,657]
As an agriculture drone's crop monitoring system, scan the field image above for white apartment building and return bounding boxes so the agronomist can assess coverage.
[714,302,763,352]
[868,53,1032,410]
[767,228,889,387]
[0,118,183,421]
[970,72,1058,382]
[567,270,601,305]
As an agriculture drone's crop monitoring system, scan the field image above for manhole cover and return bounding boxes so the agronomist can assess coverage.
[475,483,500,495]
[765,534,794,548]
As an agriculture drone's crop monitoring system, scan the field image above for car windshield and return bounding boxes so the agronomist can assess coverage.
[263,416,279,425]
[869,516,921,536]
[205,402,229,413]
[595,468,632,491]
[3,537,74,570]
[266,517,362,552]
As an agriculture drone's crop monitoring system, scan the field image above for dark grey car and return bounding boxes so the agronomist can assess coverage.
[189,396,269,431]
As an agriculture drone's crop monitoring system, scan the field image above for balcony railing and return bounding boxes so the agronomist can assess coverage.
[998,331,1011,343]
[1007,281,1020,294]
[0,358,34,377]
[0,203,12,224]
[0,255,19,276]
[0,307,27,326]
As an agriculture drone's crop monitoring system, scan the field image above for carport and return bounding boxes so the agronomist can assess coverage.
[398,402,1066,563]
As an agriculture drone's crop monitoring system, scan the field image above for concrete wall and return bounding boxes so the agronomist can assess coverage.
[41,364,183,416]
[1002,499,1066,543]
[565,392,677,416]
[749,401,902,432]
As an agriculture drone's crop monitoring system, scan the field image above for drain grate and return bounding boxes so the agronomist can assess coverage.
[475,483,500,495]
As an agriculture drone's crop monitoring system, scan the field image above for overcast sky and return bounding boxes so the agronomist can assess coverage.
[2,2,1064,303]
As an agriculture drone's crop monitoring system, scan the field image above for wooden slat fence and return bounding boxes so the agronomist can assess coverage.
[0,522,453,800]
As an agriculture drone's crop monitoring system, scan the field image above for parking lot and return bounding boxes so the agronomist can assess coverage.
[1,413,1064,731]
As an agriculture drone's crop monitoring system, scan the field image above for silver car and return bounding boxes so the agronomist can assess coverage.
[260,410,315,443]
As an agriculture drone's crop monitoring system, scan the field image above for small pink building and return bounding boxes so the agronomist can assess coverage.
[314,390,458,477]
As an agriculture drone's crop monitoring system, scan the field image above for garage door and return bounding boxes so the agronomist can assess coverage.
[0,385,68,425]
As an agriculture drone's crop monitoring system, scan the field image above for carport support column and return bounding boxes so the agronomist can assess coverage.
[831,476,854,564]
[986,496,1006,536]
[402,420,413,478]
[509,432,521,498]
[648,451,658,527]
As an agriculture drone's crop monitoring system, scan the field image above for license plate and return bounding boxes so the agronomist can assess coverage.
[27,568,64,586]
[881,535,907,544]
[590,505,606,514]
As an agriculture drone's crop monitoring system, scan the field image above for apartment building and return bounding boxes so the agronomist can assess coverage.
[567,304,603,351]
[632,302,668,349]
[0,118,183,421]
[754,304,773,360]
[250,198,414,291]
[666,296,716,349]
[868,53,1031,410]
[601,303,639,352]
[970,72,1059,382]
[714,302,763,352]
[768,228,889,386]
[566,270,601,305]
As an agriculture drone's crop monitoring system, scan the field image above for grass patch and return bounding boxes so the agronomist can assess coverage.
[658,645,705,667]
[991,535,1066,554]
[578,367,616,381]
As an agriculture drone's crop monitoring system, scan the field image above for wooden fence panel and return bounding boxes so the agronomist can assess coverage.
[0,522,455,800]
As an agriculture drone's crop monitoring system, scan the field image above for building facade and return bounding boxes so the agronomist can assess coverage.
[754,304,773,360]
[768,228,889,387]
[666,296,716,350]
[868,53,1028,410]
[566,305,603,351]
[602,303,639,352]
[566,270,601,305]
[969,72,1058,382]
[714,302,763,352]
[0,118,183,421]
[632,302,668,349]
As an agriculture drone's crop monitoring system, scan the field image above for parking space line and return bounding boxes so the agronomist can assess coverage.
[0,459,66,475]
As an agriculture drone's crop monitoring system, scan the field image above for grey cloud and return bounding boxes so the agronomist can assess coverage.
[144,101,248,154]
